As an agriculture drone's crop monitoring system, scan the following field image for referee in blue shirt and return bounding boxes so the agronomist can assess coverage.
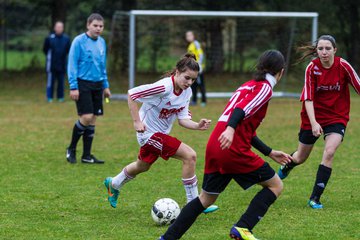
[66,13,111,164]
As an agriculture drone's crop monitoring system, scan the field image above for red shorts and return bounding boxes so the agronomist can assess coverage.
[138,132,182,164]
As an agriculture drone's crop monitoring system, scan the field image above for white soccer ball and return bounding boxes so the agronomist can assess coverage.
[151,198,181,225]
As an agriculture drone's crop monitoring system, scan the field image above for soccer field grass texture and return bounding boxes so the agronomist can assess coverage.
[0,84,359,239]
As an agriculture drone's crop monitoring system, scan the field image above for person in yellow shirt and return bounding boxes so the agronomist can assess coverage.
[186,31,207,107]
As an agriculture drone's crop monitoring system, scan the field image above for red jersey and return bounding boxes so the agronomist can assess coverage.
[300,57,360,129]
[205,74,275,174]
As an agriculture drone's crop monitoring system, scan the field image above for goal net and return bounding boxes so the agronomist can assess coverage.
[110,10,318,100]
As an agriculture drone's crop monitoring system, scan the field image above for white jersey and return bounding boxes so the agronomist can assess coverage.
[128,76,192,146]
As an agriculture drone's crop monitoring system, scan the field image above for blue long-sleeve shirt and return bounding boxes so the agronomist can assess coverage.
[67,33,109,90]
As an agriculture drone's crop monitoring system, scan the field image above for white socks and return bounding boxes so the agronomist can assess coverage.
[112,168,134,190]
[182,175,199,203]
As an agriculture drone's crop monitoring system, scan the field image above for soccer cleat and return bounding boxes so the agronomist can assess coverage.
[230,226,259,240]
[278,164,293,180]
[66,148,76,164]
[104,177,120,208]
[58,98,64,103]
[81,154,105,164]
[203,204,219,214]
[158,236,166,240]
[308,199,323,209]
[47,98,53,103]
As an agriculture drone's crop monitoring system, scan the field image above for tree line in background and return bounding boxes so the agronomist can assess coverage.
[1,0,360,72]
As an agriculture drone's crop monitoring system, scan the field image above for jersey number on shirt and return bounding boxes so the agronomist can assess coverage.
[218,91,241,122]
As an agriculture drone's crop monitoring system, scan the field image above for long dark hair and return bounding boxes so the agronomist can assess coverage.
[163,53,200,78]
[254,50,285,81]
[297,35,337,63]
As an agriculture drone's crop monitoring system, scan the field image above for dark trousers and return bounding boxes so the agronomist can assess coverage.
[191,73,206,103]
[46,71,65,99]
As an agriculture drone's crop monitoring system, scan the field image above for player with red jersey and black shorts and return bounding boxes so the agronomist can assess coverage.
[160,50,293,240]
[278,35,360,209]
[103,53,218,214]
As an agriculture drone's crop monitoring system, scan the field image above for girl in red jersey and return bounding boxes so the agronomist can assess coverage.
[278,35,360,209]
[160,50,293,240]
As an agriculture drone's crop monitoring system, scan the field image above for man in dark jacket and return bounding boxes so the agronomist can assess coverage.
[43,21,71,102]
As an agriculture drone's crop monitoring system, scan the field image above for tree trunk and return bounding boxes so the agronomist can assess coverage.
[208,19,224,73]
[51,0,67,26]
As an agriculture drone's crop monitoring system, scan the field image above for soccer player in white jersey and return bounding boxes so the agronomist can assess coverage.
[104,53,218,213]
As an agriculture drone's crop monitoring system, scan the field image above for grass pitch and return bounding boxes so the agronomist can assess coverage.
[0,72,359,239]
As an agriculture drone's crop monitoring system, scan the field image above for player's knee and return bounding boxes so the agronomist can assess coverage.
[295,152,309,164]
[184,149,197,166]
[269,177,283,197]
[80,114,94,125]
[135,160,151,173]
[324,145,336,159]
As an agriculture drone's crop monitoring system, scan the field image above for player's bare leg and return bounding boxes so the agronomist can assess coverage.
[309,133,342,209]
[104,159,149,208]
[278,142,313,179]
[173,143,219,213]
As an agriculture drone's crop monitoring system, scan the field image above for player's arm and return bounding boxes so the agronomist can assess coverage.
[102,40,111,98]
[218,108,245,150]
[301,62,322,137]
[341,59,360,95]
[251,135,292,165]
[178,118,211,130]
[67,39,80,101]
[305,100,322,137]
[177,96,211,130]
[127,82,167,132]
[127,94,145,133]
[219,83,273,150]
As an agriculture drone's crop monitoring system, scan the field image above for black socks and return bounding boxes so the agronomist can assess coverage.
[163,197,205,240]
[310,164,332,203]
[69,120,95,158]
[69,120,86,149]
[236,187,277,231]
[82,125,95,158]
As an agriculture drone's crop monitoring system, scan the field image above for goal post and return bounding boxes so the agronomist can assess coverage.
[110,10,318,100]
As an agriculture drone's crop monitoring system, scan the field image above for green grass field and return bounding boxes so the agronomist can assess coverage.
[0,72,359,239]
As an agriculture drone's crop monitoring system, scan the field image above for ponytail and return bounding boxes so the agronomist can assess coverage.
[254,50,285,81]
[162,53,199,78]
[296,44,317,64]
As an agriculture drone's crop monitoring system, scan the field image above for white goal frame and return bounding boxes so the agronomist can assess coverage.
[112,10,319,100]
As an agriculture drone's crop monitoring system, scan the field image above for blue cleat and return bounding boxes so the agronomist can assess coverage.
[104,177,120,208]
[308,200,323,209]
[278,164,293,180]
[158,236,165,240]
[203,204,219,214]
[230,226,259,240]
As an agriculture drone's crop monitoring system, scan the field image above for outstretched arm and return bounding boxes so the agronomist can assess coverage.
[178,119,211,130]
[251,135,292,165]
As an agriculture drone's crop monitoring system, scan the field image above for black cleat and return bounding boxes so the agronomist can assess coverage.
[81,154,105,164]
[66,148,77,164]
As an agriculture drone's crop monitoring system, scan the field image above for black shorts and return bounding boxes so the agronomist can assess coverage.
[76,79,104,116]
[298,123,346,145]
[202,162,276,194]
